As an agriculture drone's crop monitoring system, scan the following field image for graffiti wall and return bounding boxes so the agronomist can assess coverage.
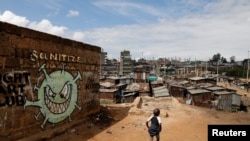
[0,21,101,139]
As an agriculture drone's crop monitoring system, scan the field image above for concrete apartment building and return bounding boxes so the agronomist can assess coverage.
[119,50,134,76]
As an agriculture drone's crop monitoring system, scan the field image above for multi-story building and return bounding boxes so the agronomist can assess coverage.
[100,50,107,65]
[120,50,134,76]
[100,51,120,77]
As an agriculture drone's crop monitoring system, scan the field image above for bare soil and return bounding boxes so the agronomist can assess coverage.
[49,82,250,141]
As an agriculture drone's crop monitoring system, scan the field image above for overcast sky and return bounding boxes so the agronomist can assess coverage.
[1,0,250,61]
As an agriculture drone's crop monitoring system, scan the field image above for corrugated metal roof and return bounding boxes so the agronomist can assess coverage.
[106,76,120,79]
[116,83,127,87]
[188,89,210,95]
[213,91,235,95]
[99,89,118,92]
[100,82,115,88]
[124,92,135,97]
[179,80,189,85]
[205,86,226,91]
[188,77,204,81]
[170,84,185,88]
[153,86,170,97]
[126,83,140,91]
[186,86,196,90]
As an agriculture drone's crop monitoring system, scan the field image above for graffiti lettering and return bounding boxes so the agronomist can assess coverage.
[0,72,30,83]
[85,83,100,90]
[30,50,99,65]
[0,95,25,107]
[30,50,81,63]
[85,77,100,91]
[0,72,30,107]
[0,84,25,94]
[87,78,95,83]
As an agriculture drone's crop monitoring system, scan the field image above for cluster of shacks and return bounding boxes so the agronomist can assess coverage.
[99,76,249,112]
[99,76,138,103]
[168,76,249,112]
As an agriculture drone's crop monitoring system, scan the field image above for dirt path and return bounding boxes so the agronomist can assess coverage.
[50,95,250,141]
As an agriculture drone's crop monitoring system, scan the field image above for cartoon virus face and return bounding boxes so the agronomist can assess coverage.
[24,63,82,129]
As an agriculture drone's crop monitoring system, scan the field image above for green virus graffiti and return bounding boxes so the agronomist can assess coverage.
[24,63,82,129]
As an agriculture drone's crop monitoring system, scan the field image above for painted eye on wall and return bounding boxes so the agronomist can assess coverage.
[48,88,56,98]
[45,86,56,98]
[60,83,69,98]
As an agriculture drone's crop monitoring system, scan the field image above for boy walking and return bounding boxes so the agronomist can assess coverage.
[146,108,162,141]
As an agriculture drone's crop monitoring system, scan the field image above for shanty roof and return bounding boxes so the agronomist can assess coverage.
[188,89,210,95]
[205,86,226,91]
[188,77,205,81]
[126,83,140,91]
[213,91,238,95]
[152,86,170,97]
[100,82,115,88]
[106,76,120,80]
[186,86,196,90]
[198,83,214,88]
[116,83,127,87]
[99,89,118,93]
[178,80,189,85]
[170,84,185,88]
[124,92,136,97]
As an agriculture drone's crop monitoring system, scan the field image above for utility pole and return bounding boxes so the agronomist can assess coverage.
[205,61,207,77]
[164,57,166,77]
[195,58,197,77]
[247,51,249,82]
[217,60,219,85]
[119,56,123,76]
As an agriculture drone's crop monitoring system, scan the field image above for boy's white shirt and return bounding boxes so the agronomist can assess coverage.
[147,115,161,124]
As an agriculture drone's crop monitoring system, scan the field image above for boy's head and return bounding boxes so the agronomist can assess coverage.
[153,108,160,116]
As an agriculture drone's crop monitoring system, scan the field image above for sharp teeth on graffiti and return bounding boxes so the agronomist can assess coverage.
[24,63,82,129]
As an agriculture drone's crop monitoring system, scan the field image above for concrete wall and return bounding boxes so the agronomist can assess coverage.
[0,21,101,140]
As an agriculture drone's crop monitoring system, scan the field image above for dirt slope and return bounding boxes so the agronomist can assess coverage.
[50,94,250,141]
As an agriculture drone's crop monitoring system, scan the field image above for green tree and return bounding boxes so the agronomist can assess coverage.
[221,57,227,63]
[210,53,228,64]
[210,53,221,65]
